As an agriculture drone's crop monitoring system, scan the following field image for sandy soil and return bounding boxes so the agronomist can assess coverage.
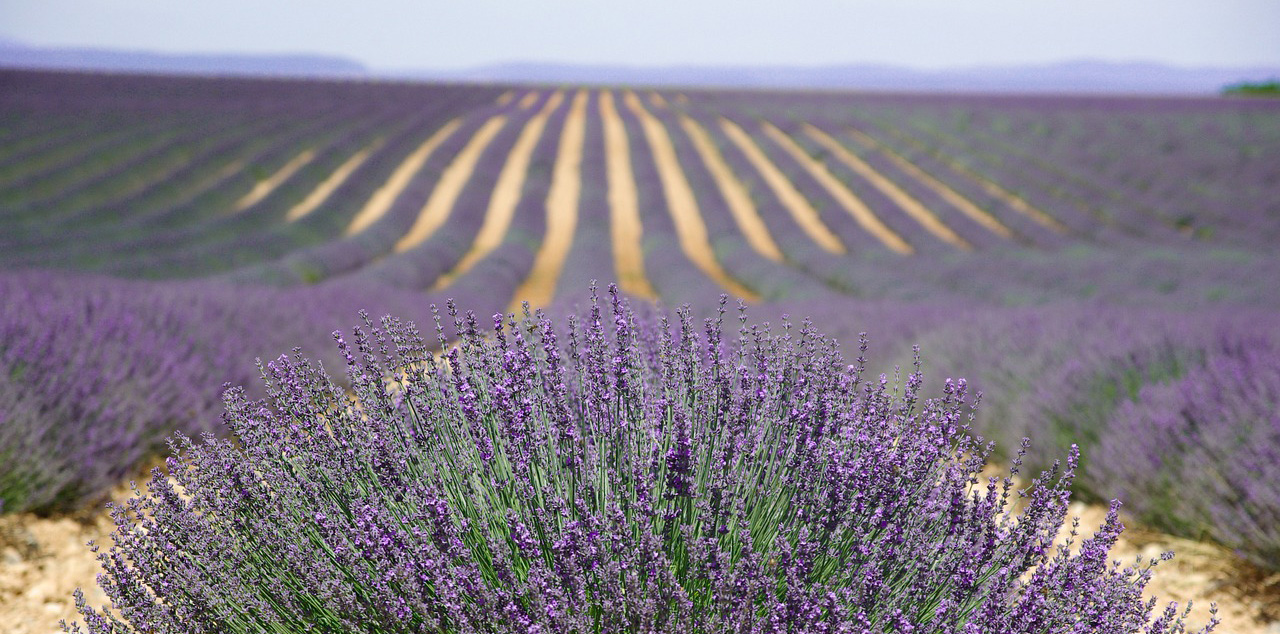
[599,91,659,300]
[285,139,384,222]
[495,90,515,107]
[433,91,566,291]
[760,120,914,255]
[810,123,1015,241]
[393,116,508,253]
[233,148,316,212]
[622,91,760,302]
[1057,502,1280,634]
[800,122,977,249]
[345,118,462,236]
[718,116,847,255]
[678,114,785,263]
[519,91,540,110]
[851,124,1069,234]
[509,89,590,313]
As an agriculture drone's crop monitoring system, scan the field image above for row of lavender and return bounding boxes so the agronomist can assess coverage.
[0,270,480,513]
[679,88,1280,248]
[18,82,1268,311]
[891,305,1280,570]
[5,77,1278,313]
[4,266,1278,574]
[0,69,506,277]
[5,72,1274,285]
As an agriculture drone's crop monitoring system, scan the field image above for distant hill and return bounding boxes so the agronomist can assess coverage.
[0,41,366,78]
[390,60,1280,95]
[2,39,1277,94]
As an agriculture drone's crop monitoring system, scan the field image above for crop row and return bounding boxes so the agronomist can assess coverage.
[2,73,1279,580]
[15,81,1269,310]
[680,89,1280,247]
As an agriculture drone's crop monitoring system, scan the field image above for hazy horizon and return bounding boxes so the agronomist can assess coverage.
[2,0,1278,73]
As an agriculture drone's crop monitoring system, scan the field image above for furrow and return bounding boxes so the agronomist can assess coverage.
[509,90,590,312]
[599,91,659,300]
[495,90,515,106]
[759,120,913,255]
[845,124,1067,235]
[433,91,566,290]
[286,139,385,222]
[717,117,846,255]
[624,91,761,302]
[344,118,462,236]
[519,91,541,110]
[795,122,973,250]
[233,149,317,213]
[393,115,509,252]
[678,114,784,262]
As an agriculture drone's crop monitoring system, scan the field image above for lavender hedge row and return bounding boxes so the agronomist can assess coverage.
[93,108,458,280]
[7,110,336,263]
[0,114,174,199]
[1089,334,1280,570]
[651,105,843,302]
[911,306,1280,569]
[692,89,1280,249]
[64,290,1213,633]
[613,99,744,307]
[0,271,447,514]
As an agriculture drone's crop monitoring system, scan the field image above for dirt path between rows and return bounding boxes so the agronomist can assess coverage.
[809,123,1015,241]
[800,123,975,250]
[345,119,462,235]
[850,125,1068,234]
[717,117,847,255]
[433,91,566,291]
[599,91,659,300]
[509,90,589,313]
[678,114,785,263]
[761,120,913,255]
[623,92,760,302]
[233,148,316,212]
[285,139,384,221]
[519,91,540,110]
[393,116,508,252]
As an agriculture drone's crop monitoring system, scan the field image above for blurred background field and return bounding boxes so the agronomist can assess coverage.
[2,1,1280,631]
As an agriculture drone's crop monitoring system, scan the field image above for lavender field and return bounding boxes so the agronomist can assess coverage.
[2,68,1279,632]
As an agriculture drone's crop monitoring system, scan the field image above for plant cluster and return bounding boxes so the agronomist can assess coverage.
[914,306,1280,570]
[0,270,443,514]
[65,289,1211,633]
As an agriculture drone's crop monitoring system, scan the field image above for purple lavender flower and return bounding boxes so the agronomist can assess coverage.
[63,288,1212,633]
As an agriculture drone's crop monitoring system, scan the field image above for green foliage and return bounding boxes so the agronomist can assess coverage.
[1222,80,1280,96]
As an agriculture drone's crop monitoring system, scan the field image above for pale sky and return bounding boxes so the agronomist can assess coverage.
[2,0,1278,71]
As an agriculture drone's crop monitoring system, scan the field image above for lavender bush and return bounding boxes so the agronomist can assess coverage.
[1087,334,1280,570]
[0,270,444,514]
[908,307,1280,570]
[65,289,1212,633]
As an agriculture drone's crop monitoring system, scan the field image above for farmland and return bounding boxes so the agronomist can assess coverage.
[2,68,1279,632]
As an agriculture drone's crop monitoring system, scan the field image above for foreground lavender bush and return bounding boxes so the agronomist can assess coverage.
[65,289,1213,633]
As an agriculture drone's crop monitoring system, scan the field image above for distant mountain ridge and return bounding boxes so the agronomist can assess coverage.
[0,42,366,78]
[407,60,1280,95]
[1,40,1276,93]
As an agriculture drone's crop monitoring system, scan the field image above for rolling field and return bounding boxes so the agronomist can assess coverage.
[2,69,1280,631]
